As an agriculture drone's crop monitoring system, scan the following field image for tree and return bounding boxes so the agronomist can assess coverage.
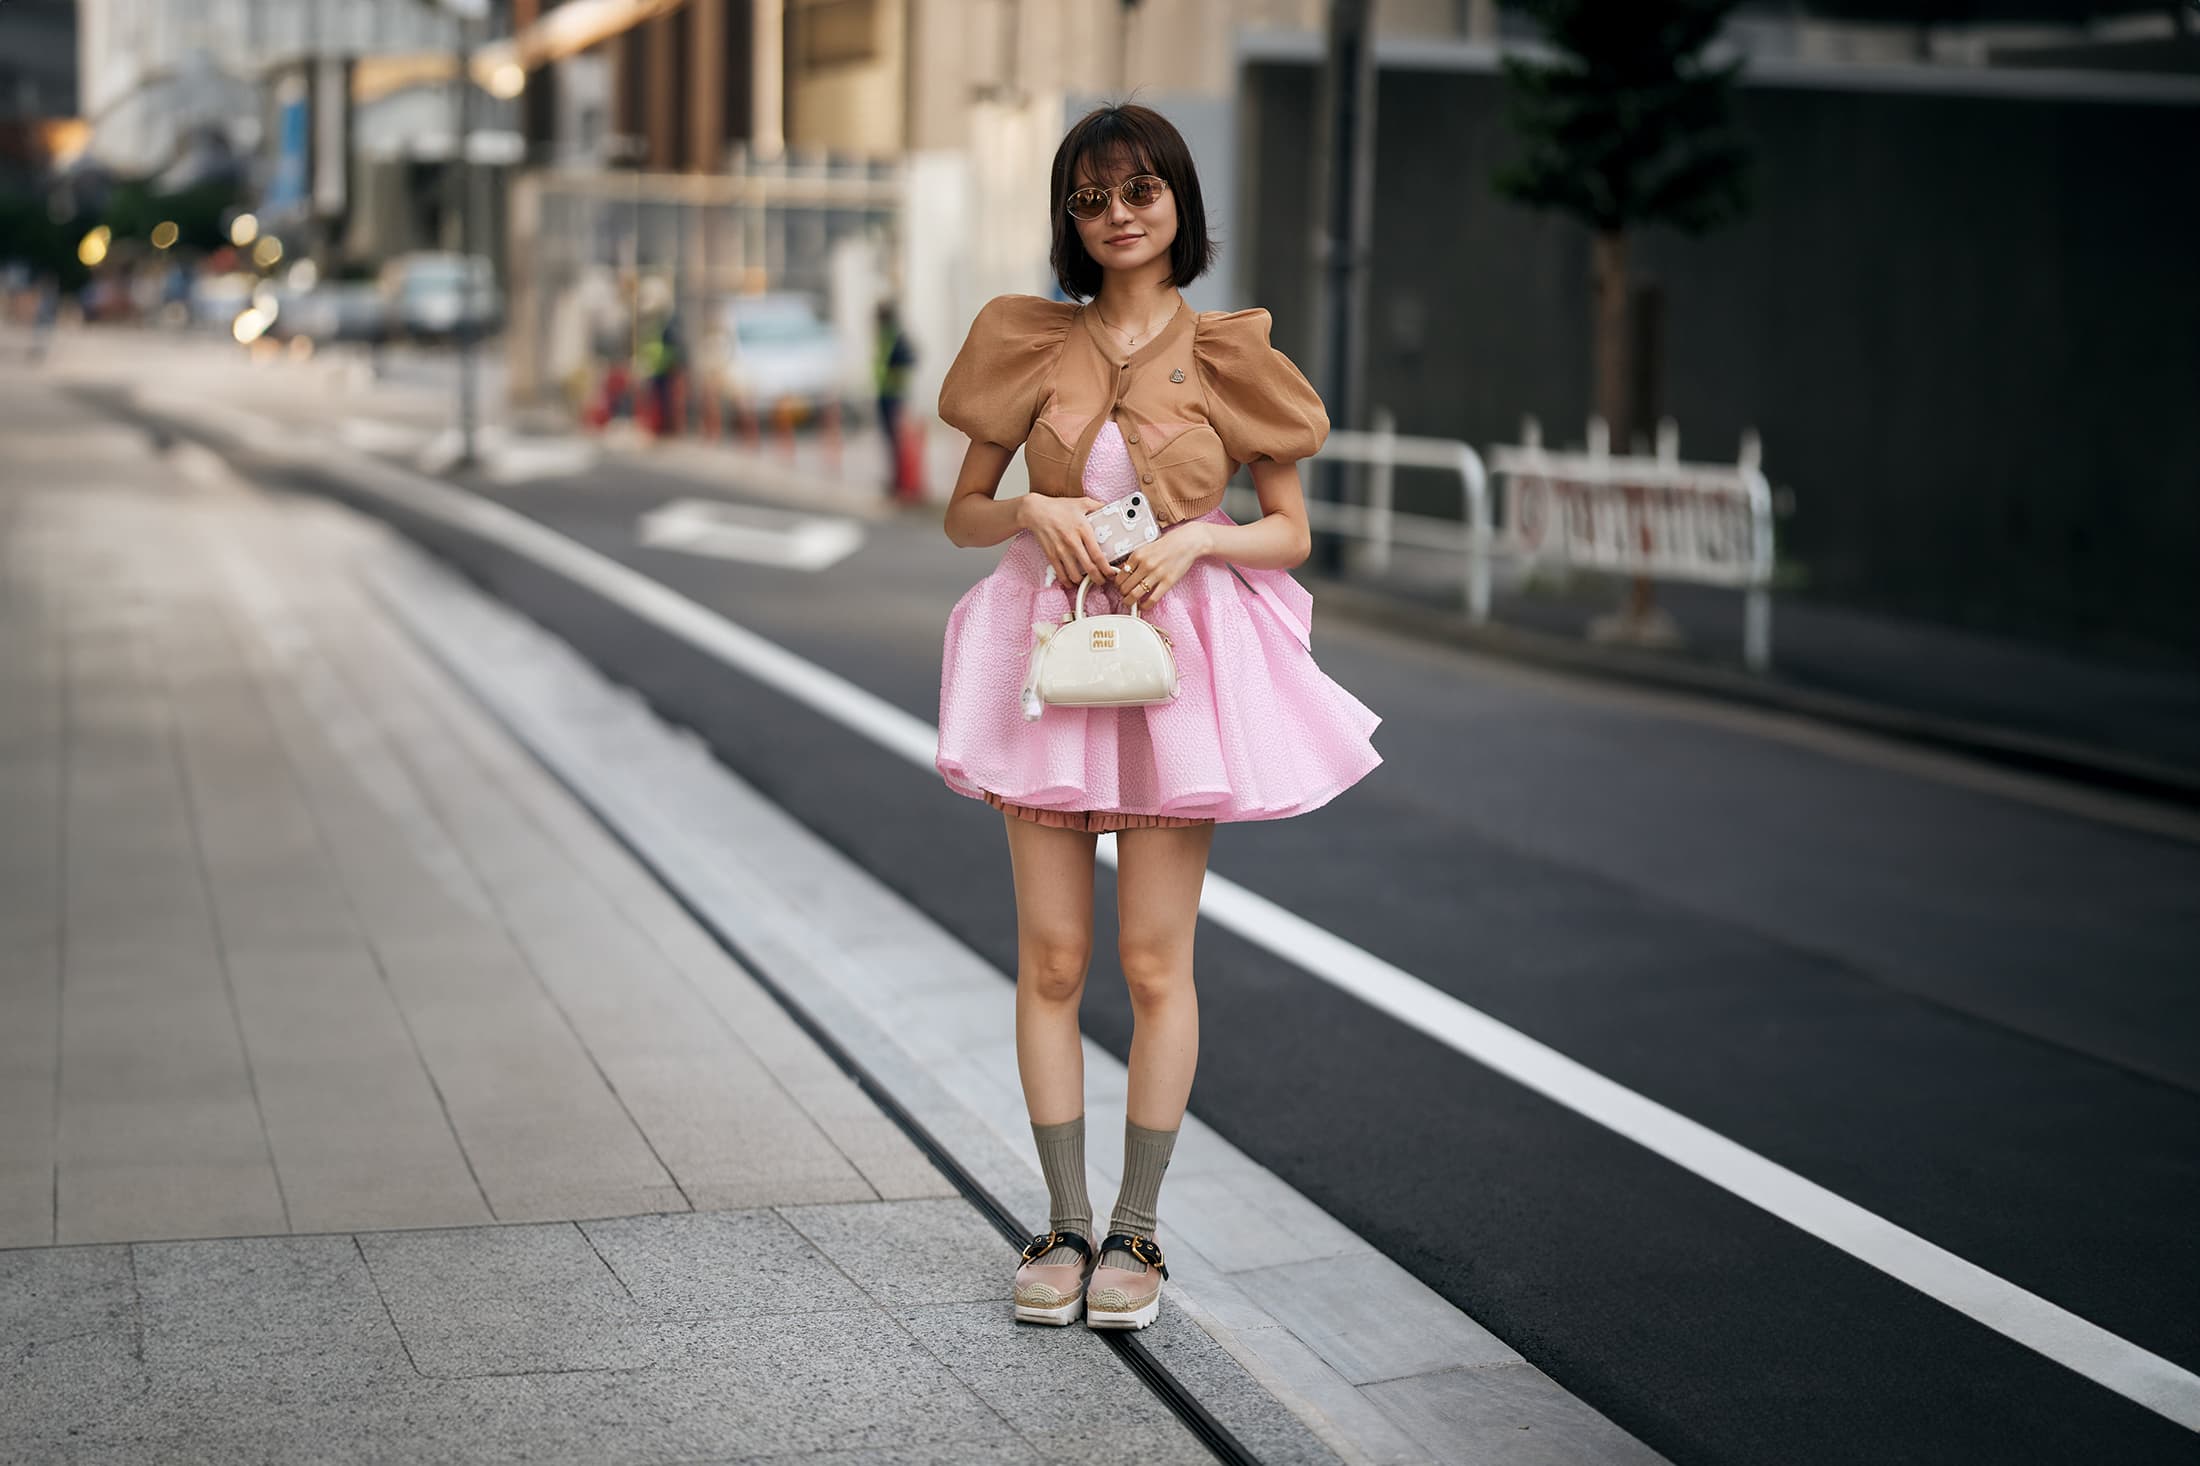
[1497,1,1754,454]
[1495,1,1754,639]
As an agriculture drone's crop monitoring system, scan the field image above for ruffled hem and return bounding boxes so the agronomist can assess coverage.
[981,790,1214,832]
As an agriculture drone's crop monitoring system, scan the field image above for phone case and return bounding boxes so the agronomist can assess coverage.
[1042,493,1162,588]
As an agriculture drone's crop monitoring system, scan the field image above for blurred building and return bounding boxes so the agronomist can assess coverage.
[483,0,1500,170]
[1731,2,2198,72]
[491,0,1504,443]
[0,0,82,193]
[75,0,522,265]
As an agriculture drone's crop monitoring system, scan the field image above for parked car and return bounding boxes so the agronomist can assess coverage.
[265,279,389,343]
[378,252,501,343]
[713,292,845,416]
[189,271,258,331]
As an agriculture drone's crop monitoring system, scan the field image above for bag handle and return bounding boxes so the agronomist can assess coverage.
[1075,573,1143,622]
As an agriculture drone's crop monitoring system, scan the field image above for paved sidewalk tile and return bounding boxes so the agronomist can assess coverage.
[0,355,1208,1466]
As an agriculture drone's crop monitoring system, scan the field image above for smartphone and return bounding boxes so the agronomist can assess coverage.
[1042,493,1162,588]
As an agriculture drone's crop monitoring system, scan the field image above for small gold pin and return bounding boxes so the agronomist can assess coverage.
[1169,368,1185,383]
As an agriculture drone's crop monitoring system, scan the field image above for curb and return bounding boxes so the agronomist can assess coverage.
[1298,573,2200,813]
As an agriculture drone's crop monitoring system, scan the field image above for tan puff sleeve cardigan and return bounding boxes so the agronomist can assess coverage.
[1190,306,1329,467]
[936,295,1075,450]
[937,293,1329,525]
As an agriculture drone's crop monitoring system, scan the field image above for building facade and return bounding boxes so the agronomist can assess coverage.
[0,0,80,192]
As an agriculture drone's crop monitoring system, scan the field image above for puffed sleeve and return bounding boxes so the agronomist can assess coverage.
[936,294,1076,449]
[1192,307,1330,465]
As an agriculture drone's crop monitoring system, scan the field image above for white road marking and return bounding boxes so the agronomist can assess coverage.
[416,425,599,483]
[485,437,598,485]
[637,497,863,571]
[338,417,428,454]
[136,388,2200,1435]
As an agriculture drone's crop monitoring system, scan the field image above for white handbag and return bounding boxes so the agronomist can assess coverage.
[1021,573,1179,721]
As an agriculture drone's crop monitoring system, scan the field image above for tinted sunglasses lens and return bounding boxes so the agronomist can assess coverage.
[1067,190,1108,219]
[1123,177,1164,207]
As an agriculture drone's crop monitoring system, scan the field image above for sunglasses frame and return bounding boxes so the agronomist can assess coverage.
[1064,174,1171,221]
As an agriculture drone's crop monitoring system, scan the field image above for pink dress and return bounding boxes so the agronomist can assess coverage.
[936,421,1382,831]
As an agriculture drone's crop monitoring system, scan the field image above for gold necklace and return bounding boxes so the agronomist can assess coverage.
[1097,295,1179,350]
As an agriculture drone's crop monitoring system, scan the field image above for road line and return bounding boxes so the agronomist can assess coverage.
[156,400,2200,1435]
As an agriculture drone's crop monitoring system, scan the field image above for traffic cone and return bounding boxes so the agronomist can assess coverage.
[893,417,926,504]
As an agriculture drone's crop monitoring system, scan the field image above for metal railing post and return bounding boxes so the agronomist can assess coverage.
[1740,428,1773,673]
[1367,406,1395,576]
[1461,440,1490,624]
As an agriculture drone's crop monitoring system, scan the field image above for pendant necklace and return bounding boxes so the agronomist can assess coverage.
[1098,295,1178,352]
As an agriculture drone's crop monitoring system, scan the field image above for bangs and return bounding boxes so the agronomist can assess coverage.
[1070,139,1155,188]
[1048,103,1218,301]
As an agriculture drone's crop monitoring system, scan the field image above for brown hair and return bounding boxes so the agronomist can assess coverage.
[1049,103,1217,301]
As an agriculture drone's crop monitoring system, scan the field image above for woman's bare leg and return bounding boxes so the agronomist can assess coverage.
[1003,813,1099,1125]
[1112,822,1216,1130]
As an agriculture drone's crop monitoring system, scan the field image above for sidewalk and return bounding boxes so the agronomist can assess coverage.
[0,367,1251,1464]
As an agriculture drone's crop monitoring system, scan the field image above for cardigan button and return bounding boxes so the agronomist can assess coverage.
[1127,434,1139,445]
[1141,473,1154,484]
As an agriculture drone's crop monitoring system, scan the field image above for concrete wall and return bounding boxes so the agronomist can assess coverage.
[1241,57,2200,660]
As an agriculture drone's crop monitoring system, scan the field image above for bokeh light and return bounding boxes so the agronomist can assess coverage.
[150,221,180,250]
[230,213,260,247]
[232,306,272,345]
[77,226,111,267]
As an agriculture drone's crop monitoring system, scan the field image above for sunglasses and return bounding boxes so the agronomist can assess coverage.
[1065,174,1170,221]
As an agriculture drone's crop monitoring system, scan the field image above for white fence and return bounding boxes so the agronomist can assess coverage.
[1221,412,1778,671]
[1492,418,1775,670]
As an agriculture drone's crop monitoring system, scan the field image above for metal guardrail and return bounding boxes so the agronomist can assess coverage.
[1224,410,1494,622]
[1225,412,1776,671]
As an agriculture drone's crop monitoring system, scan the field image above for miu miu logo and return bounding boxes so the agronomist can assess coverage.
[1090,629,1116,649]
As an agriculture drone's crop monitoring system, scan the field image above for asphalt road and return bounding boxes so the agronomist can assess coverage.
[78,362,2200,1466]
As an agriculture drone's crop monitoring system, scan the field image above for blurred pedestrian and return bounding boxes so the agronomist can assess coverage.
[27,275,59,364]
[873,301,916,498]
[638,310,682,436]
[933,103,1382,1337]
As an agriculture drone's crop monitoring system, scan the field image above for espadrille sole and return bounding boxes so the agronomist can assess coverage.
[1013,1291,1086,1325]
[1082,1290,1160,1330]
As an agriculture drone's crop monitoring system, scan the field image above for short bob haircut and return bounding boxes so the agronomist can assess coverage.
[1049,103,1217,302]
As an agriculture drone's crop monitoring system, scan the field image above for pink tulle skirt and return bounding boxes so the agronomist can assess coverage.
[935,423,1382,827]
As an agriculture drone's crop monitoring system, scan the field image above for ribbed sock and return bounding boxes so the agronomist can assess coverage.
[1101,1119,1179,1273]
[1028,1116,1093,1266]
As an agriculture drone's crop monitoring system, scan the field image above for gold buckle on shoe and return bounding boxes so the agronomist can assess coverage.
[1100,1232,1167,1277]
[1019,1230,1063,1263]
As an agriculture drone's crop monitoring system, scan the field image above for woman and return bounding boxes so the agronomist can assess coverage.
[935,104,1383,1332]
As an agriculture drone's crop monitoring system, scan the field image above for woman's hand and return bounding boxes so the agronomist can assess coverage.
[1018,494,1110,590]
[1112,525,1211,611]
